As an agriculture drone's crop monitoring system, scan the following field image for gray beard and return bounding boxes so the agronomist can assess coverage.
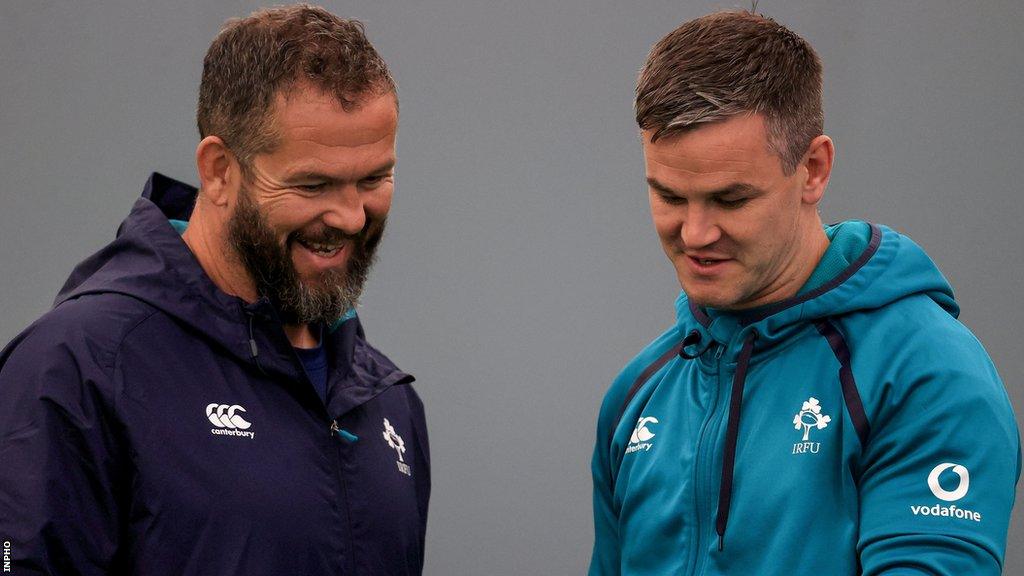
[226,188,382,325]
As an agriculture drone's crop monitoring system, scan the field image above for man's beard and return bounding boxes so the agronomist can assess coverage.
[227,187,384,326]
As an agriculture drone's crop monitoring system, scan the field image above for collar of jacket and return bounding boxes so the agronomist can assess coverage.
[674,222,959,363]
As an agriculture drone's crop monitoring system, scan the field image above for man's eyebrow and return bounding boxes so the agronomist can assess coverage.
[364,160,396,176]
[646,177,762,197]
[284,160,396,183]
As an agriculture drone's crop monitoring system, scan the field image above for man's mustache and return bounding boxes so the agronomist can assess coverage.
[291,226,360,246]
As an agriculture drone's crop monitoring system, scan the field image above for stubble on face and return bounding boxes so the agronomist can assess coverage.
[226,183,384,325]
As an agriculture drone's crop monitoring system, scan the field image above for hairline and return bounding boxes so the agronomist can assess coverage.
[646,110,804,176]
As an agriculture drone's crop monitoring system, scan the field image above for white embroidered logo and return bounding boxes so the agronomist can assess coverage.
[910,463,980,522]
[625,417,658,454]
[383,418,411,476]
[207,403,255,439]
[792,397,830,454]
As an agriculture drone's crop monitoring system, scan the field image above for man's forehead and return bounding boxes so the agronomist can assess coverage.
[251,86,397,182]
[642,115,780,180]
[274,88,397,146]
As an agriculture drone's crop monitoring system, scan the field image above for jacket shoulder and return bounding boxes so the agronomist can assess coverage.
[836,294,1014,441]
[842,293,1001,388]
[597,324,682,432]
[3,292,161,375]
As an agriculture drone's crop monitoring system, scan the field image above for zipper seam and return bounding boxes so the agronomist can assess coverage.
[687,352,723,576]
[693,352,734,576]
[330,419,359,574]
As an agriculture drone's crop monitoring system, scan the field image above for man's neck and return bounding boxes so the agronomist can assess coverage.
[285,324,320,349]
[182,204,258,303]
[728,217,830,311]
[778,219,831,303]
[183,201,318,348]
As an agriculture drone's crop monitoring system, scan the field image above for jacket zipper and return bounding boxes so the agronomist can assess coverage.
[329,418,358,574]
[687,344,726,576]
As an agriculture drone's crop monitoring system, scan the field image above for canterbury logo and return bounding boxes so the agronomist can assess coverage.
[630,417,659,444]
[625,416,658,454]
[206,403,252,430]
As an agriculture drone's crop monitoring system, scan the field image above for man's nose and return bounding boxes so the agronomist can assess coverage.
[681,205,721,249]
[322,184,366,235]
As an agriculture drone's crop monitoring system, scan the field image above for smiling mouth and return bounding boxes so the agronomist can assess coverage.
[298,239,345,258]
[685,255,734,274]
[688,255,728,264]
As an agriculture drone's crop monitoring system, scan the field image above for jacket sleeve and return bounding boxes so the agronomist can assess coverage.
[589,391,623,576]
[589,428,621,575]
[856,329,1020,575]
[0,324,126,575]
[408,385,431,570]
[588,329,681,576]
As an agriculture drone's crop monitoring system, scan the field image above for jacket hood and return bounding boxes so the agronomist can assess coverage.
[677,222,959,352]
[54,173,373,384]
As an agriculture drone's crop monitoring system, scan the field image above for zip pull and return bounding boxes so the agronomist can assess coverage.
[715,344,725,360]
[331,420,359,443]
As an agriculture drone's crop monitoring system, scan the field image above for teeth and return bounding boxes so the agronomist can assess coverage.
[305,242,341,252]
[301,240,343,255]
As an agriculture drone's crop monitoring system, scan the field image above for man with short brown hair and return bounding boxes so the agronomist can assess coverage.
[0,6,429,575]
[590,11,1017,575]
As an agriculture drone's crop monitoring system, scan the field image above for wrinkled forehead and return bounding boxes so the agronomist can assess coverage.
[253,86,398,182]
[274,85,398,147]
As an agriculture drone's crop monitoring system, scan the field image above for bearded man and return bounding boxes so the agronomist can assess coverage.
[0,6,429,575]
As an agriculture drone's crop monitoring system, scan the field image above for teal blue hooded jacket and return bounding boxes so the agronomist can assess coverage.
[590,222,1019,575]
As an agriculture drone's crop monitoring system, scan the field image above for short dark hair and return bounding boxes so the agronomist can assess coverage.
[197,4,395,169]
[635,11,822,173]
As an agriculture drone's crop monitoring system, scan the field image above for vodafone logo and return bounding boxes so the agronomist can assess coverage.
[928,463,969,502]
[910,462,980,522]
[206,403,255,439]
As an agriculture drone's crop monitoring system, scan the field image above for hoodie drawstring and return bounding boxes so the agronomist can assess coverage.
[715,329,758,551]
[246,311,268,376]
[679,329,713,360]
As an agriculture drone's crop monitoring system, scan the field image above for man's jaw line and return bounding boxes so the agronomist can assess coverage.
[182,214,262,304]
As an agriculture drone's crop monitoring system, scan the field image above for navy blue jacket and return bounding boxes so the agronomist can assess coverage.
[0,173,430,575]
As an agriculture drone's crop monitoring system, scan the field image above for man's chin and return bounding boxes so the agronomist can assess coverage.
[678,281,743,311]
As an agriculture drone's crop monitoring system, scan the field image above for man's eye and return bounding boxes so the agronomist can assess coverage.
[658,193,686,206]
[716,197,748,208]
[297,183,327,192]
[361,174,391,188]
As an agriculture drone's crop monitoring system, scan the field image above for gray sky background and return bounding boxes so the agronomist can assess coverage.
[2,1,1022,573]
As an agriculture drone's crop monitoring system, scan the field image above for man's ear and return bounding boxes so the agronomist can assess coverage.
[799,134,834,206]
[195,136,241,208]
